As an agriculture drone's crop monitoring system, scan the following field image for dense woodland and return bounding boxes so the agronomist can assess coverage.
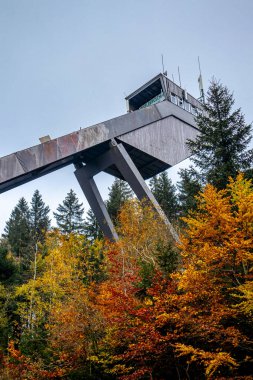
[0,80,252,379]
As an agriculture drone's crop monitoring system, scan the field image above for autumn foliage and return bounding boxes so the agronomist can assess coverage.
[0,175,252,379]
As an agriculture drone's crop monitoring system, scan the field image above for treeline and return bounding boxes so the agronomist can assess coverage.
[0,167,194,271]
[0,79,252,379]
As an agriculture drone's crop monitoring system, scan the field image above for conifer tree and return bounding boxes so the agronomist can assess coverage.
[3,197,32,267]
[0,241,17,284]
[30,190,51,245]
[149,171,179,220]
[187,79,253,189]
[53,189,84,234]
[106,178,133,222]
[84,208,103,241]
[177,167,202,216]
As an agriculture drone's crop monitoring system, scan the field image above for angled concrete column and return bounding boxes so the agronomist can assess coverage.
[109,140,179,242]
[74,165,118,241]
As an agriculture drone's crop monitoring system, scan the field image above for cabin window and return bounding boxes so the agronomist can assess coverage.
[178,97,184,108]
[171,93,177,104]
[184,101,190,112]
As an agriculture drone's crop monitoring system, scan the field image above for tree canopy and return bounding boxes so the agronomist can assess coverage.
[53,189,84,234]
[187,79,253,189]
[150,171,179,221]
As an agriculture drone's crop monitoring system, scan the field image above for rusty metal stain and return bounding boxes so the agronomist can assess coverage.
[57,132,79,157]
[41,140,59,165]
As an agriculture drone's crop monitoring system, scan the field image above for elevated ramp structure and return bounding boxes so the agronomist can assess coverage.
[0,74,202,240]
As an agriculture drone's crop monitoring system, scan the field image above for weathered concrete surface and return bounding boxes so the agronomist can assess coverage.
[0,100,198,193]
[118,116,198,167]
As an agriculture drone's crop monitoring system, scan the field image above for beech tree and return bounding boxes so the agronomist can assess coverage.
[97,175,253,379]
[187,79,253,189]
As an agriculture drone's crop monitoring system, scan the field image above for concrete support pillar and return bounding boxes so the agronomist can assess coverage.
[75,166,118,241]
[74,139,179,242]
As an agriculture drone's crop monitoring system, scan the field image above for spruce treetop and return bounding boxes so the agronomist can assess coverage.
[149,171,179,220]
[106,178,133,221]
[187,79,253,189]
[3,197,31,263]
[84,208,103,241]
[53,189,84,234]
[30,190,51,243]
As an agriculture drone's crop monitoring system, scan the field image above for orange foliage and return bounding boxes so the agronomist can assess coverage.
[96,175,253,379]
[1,175,252,379]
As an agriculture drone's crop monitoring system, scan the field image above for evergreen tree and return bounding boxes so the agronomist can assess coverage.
[53,189,84,233]
[30,190,51,245]
[187,79,253,189]
[149,171,179,220]
[106,178,133,221]
[84,208,103,241]
[3,197,32,267]
[0,240,18,284]
[177,167,202,216]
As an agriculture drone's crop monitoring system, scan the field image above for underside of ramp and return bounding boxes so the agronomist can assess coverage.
[0,93,200,241]
[0,100,198,194]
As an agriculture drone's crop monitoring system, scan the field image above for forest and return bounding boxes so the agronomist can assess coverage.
[0,80,252,379]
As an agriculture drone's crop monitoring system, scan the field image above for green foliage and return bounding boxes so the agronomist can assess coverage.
[84,208,103,241]
[3,197,32,269]
[137,260,155,293]
[53,189,84,233]
[30,190,50,245]
[187,79,253,189]
[156,239,179,276]
[106,178,132,222]
[177,166,202,216]
[0,284,9,349]
[1,79,253,380]
[137,239,179,293]
[0,243,18,285]
[2,191,50,276]
[81,239,107,285]
[149,171,179,220]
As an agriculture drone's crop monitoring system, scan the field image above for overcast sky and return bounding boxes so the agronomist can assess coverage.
[1,0,253,233]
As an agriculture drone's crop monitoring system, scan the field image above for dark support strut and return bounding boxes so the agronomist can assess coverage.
[74,139,179,242]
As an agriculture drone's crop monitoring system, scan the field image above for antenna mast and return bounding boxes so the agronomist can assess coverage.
[178,66,182,88]
[161,54,165,74]
[161,54,167,76]
[198,56,205,103]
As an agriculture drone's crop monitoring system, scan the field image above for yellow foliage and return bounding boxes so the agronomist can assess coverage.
[175,343,238,379]
[233,280,253,319]
[114,198,174,268]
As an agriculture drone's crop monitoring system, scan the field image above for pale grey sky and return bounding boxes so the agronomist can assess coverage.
[1,0,253,233]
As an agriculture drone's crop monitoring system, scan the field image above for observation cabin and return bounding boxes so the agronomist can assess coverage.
[126,73,203,115]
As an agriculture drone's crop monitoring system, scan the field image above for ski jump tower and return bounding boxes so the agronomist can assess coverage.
[0,74,202,240]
